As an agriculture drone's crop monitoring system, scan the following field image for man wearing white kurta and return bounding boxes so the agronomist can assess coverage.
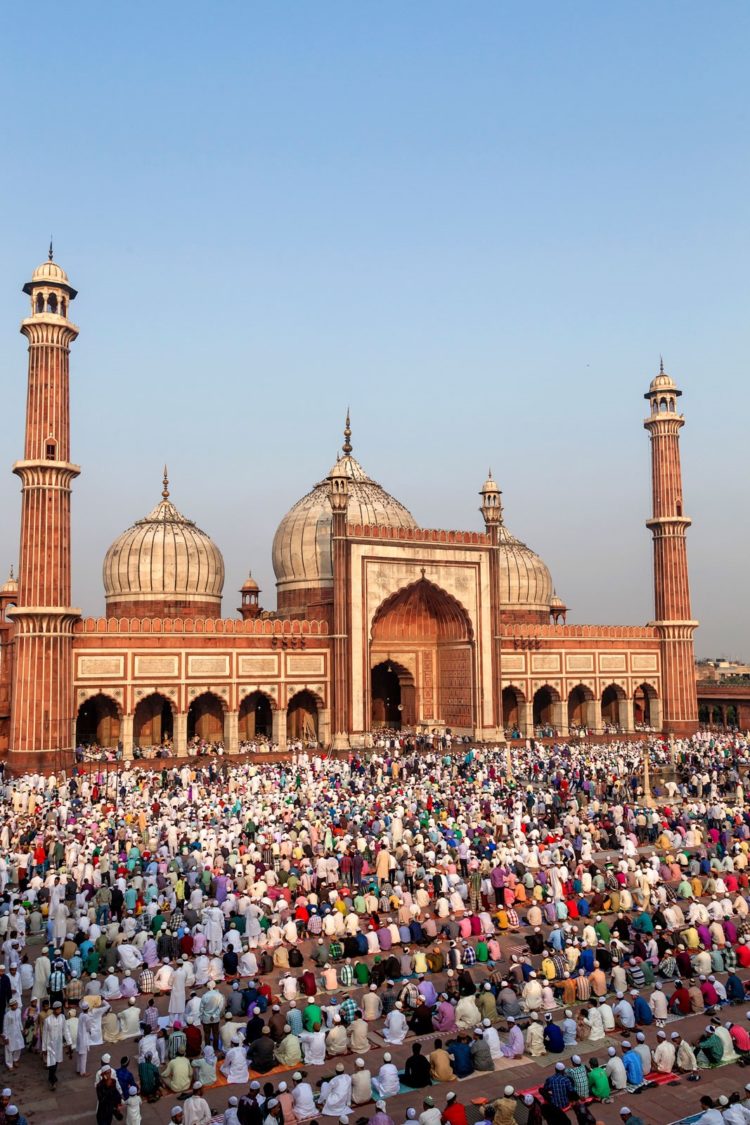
[32,949,50,1002]
[202,905,224,955]
[76,1001,96,1076]
[221,1040,249,1085]
[118,999,143,1040]
[382,1006,408,1045]
[299,1028,326,1066]
[2,999,23,1069]
[291,1072,317,1119]
[320,1067,353,1117]
[42,1002,71,1088]
[87,999,111,1047]
[169,964,188,1023]
[372,1054,400,1098]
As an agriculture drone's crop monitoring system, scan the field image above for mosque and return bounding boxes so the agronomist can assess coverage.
[0,255,699,769]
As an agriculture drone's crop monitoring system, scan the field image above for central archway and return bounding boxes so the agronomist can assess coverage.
[371,661,415,729]
[370,578,474,731]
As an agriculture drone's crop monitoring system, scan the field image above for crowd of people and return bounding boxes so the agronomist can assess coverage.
[0,731,748,1125]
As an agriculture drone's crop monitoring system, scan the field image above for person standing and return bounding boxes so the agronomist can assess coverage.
[2,998,23,1070]
[95,1068,123,1125]
[75,1001,96,1076]
[41,1000,71,1089]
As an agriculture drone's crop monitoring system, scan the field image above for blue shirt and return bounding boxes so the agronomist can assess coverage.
[447,1040,473,1078]
[622,1049,644,1086]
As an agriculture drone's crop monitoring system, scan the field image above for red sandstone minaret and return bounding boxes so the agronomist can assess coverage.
[327,413,352,749]
[9,248,81,767]
[644,360,698,735]
[479,471,506,741]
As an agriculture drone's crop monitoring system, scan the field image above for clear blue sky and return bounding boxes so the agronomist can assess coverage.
[1,2,748,657]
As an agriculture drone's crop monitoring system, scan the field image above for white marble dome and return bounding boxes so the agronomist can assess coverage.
[30,258,70,286]
[497,523,554,613]
[273,451,417,594]
[103,473,224,611]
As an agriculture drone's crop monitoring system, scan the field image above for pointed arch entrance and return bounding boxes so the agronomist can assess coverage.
[371,660,415,728]
[187,692,226,744]
[601,684,626,728]
[76,693,121,749]
[134,692,174,749]
[287,690,319,741]
[502,686,524,733]
[370,578,475,732]
[239,691,273,740]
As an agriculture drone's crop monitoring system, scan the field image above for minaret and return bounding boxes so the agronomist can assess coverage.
[327,412,352,749]
[9,249,81,766]
[644,360,698,735]
[479,471,506,741]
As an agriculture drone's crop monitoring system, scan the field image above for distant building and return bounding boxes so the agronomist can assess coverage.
[0,254,700,768]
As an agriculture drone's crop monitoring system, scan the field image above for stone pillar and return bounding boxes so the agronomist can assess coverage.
[174,712,187,757]
[225,710,239,754]
[590,698,603,735]
[272,707,287,749]
[121,713,134,760]
[521,700,533,737]
[619,695,635,733]
[318,707,331,748]
[552,699,566,737]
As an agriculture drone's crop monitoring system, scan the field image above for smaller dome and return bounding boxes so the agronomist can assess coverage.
[550,593,566,608]
[647,358,681,397]
[480,469,500,494]
[241,571,260,592]
[0,566,18,594]
[23,251,77,298]
[31,259,69,285]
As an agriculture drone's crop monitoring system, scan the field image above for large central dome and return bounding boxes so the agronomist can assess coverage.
[103,470,225,618]
[273,421,417,607]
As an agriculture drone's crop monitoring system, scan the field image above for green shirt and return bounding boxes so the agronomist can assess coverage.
[587,1066,610,1099]
[303,1003,322,1031]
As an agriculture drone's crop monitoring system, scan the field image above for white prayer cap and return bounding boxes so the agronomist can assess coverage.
[504,1086,514,1096]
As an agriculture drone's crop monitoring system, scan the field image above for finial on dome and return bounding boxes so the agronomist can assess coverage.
[162,465,170,499]
[659,355,664,374]
[488,467,493,479]
[9,564,14,580]
[343,409,352,455]
[48,237,53,262]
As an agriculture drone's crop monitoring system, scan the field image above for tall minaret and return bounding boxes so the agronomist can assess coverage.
[327,413,352,750]
[479,470,505,741]
[644,360,698,735]
[9,249,81,766]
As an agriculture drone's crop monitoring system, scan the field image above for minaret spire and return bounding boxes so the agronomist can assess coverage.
[162,464,170,499]
[343,409,352,455]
